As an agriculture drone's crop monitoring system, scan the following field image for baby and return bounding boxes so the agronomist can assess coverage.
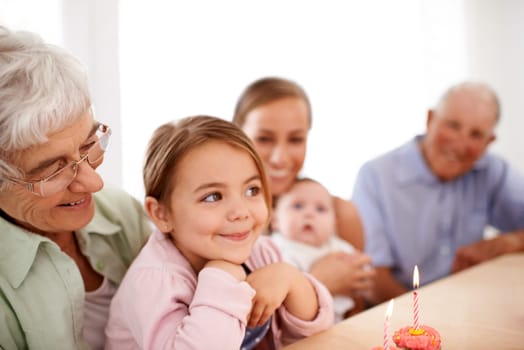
[271,177,369,322]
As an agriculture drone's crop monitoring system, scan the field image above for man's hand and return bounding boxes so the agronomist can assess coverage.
[452,232,524,273]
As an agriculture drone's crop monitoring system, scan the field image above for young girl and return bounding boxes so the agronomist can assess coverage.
[105,116,333,349]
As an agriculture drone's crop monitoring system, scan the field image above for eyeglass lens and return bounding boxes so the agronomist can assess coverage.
[40,125,111,196]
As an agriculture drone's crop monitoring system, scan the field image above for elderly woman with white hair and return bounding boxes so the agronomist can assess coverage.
[0,26,151,349]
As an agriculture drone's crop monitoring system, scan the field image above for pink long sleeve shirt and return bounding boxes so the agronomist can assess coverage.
[105,230,334,349]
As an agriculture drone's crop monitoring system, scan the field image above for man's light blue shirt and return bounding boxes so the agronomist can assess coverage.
[352,136,524,287]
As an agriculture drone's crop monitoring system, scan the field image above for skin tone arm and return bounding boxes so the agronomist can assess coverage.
[371,267,409,304]
[369,232,524,304]
[245,262,318,327]
[452,230,524,273]
[372,231,524,303]
[333,197,364,251]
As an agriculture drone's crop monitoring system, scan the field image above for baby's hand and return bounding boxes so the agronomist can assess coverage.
[205,260,246,282]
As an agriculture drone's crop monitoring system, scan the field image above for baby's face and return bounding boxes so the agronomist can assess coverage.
[274,180,335,247]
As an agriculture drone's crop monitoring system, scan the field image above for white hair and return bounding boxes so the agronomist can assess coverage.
[0,26,91,184]
[435,81,501,122]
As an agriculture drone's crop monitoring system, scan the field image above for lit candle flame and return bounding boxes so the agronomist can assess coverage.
[385,299,394,320]
[384,299,394,350]
[412,265,420,330]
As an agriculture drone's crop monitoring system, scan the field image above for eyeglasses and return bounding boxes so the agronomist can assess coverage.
[7,123,111,197]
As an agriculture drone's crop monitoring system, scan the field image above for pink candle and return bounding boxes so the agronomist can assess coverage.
[384,299,394,350]
[413,265,420,330]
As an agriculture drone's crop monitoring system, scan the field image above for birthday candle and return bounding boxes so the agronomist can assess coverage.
[384,299,394,350]
[413,265,420,330]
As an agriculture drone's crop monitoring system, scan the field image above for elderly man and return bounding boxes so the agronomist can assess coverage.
[352,82,524,302]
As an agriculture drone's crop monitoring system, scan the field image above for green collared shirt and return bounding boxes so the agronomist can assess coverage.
[0,186,152,350]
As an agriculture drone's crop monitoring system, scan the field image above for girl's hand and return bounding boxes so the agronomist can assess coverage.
[246,262,318,327]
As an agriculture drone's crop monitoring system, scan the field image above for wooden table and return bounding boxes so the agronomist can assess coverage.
[283,253,524,349]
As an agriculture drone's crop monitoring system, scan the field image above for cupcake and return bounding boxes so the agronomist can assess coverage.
[392,325,441,350]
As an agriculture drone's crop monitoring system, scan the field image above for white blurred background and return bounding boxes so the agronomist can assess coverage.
[2,0,523,201]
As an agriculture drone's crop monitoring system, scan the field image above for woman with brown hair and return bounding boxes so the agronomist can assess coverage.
[233,77,375,315]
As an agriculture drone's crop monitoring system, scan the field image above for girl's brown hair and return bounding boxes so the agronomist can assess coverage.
[143,115,272,215]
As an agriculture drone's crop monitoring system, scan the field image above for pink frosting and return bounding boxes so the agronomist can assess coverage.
[393,325,442,350]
